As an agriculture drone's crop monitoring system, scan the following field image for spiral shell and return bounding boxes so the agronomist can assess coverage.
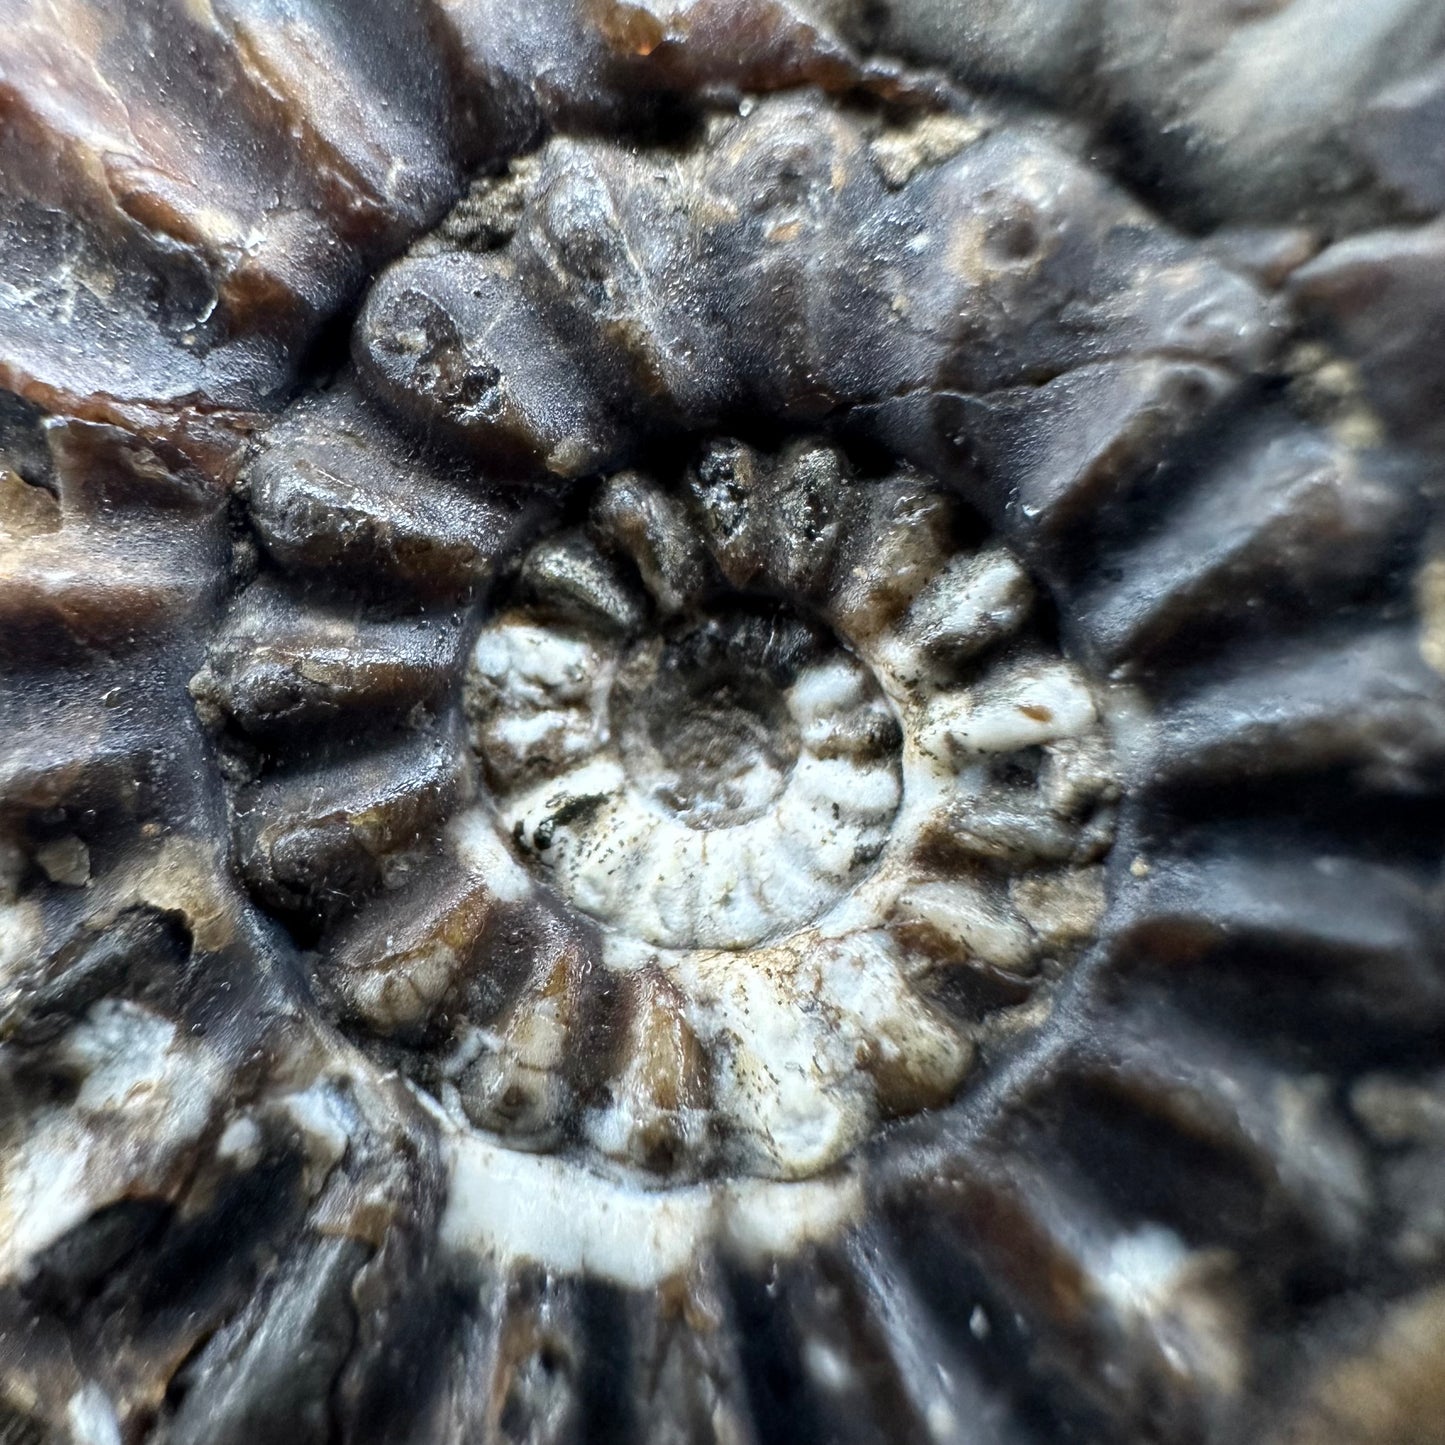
[1,4,1444,1444]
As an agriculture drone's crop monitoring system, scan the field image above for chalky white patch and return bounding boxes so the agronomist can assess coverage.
[216,1115,263,1167]
[1095,1225,1246,1392]
[0,1001,221,1281]
[442,1129,863,1289]
[451,806,534,901]
[1100,1225,1195,1317]
[66,1385,121,1445]
[492,652,899,950]
[0,895,40,991]
[946,660,1099,754]
[893,879,1035,971]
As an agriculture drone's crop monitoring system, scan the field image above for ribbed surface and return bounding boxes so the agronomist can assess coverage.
[0,4,1442,1443]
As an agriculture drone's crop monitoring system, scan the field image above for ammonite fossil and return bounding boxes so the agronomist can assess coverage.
[2,3,1444,1442]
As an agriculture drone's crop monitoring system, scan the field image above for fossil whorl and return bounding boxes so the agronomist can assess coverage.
[813,0,1445,230]
[1,5,1444,1445]
[201,416,1119,1182]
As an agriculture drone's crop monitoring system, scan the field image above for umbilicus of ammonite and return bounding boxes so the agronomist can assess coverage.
[2,2,1445,1443]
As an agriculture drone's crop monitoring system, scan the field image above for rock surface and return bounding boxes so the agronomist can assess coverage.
[0,3,1443,1443]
